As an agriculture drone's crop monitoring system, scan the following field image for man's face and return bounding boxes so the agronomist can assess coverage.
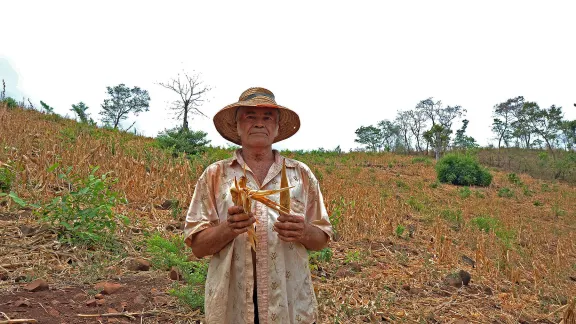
[236,107,279,147]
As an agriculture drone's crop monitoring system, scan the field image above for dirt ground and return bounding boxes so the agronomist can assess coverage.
[0,272,201,324]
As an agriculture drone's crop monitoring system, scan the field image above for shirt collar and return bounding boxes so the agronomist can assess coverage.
[228,149,298,168]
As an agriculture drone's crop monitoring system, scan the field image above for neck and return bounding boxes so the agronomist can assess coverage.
[240,146,275,164]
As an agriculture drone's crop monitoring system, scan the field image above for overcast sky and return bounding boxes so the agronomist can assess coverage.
[2,1,575,151]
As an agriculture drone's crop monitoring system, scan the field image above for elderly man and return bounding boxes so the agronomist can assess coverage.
[184,87,332,324]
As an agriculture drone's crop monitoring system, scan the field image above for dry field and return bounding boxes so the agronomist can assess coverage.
[1,105,575,323]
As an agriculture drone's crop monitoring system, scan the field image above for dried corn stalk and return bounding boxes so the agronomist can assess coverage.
[230,162,292,251]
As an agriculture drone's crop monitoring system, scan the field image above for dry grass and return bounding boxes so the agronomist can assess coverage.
[1,105,575,323]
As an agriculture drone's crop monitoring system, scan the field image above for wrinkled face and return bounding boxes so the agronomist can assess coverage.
[236,107,279,148]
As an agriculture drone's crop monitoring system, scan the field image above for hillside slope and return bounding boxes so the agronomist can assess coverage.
[1,105,575,323]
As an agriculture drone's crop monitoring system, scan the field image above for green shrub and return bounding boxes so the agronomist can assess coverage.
[533,200,543,206]
[38,165,128,248]
[0,165,15,193]
[498,187,514,198]
[156,127,210,156]
[407,196,424,211]
[435,153,492,186]
[470,215,515,247]
[395,224,405,237]
[411,157,432,165]
[507,173,523,185]
[470,216,499,233]
[309,247,333,264]
[146,233,208,311]
[440,208,464,230]
[429,180,441,188]
[2,97,18,109]
[458,187,472,198]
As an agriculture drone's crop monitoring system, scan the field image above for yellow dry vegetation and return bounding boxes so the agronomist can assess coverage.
[1,105,575,323]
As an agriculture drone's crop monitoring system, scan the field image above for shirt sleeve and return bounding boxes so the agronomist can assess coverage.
[304,167,333,242]
[184,167,220,247]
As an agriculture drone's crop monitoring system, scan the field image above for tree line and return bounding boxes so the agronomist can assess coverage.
[355,96,576,160]
[1,71,212,155]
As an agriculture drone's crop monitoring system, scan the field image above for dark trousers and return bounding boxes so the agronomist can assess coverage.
[254,288,259,324]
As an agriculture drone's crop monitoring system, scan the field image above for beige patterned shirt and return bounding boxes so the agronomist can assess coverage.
[184,150,332,324]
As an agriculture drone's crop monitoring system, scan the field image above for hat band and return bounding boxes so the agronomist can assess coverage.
[243,93,275,101]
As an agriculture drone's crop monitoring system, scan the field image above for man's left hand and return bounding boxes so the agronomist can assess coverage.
[274,213,307,242]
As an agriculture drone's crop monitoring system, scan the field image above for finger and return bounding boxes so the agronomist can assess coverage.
[277,214,304,223]
[275,228,302,238]
[231,227,249,235]
[228,212,253,222]
[274,221,304,231]
[228,205,244,215]
[277,234,300,242]
[229,218,256,229]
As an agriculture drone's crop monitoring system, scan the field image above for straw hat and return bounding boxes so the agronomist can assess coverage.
[213,87,300,145]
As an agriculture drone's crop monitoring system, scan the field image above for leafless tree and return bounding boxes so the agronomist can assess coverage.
[395,110,413,152]
[158,71,211,131]
[406,109,427,152]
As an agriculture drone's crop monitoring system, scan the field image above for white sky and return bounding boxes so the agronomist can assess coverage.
[2,1,575,151]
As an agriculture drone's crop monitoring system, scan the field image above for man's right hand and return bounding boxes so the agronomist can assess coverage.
[227,206,256,235]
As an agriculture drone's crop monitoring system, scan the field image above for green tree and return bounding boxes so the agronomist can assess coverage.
[156,127,210,156]
[395,110,413,152]
[406,109,426,152]
[157,71,211,131]
[40,101,55,114]
[354,125,382,152]
[453,119,479,149]
[525,102,563,159]
[417,97,465,158]
[560,120,576,150]
[99,84,150,130]
[424,124,452,160]
[491,96,522,149]
[70,102,92,124]
[377,120,400,151]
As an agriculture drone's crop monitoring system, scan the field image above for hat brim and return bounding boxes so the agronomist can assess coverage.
[213,100,300,145]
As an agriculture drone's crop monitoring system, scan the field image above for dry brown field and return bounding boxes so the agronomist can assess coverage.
[1,105,575,323]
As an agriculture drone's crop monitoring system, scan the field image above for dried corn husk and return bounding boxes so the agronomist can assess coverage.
[280,158,290,211]
[229,163,293,251]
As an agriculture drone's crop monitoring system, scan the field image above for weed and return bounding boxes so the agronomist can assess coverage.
[458,187,472,198]
[470,215,516,247]
[522,185,534,196]
[146,233,208,311]
[429,180,441,189]
[440,209,463,230]
[498,187,514,198]
[313,168,324,181]
[507,173,523,185]
[533,200,543,207]
[325,165,335,175]
[328,197,354,238]
[309,247,333,263]
[407,196,424,211]
[38,164,128,249]
[470,216,499,233]
[0,164,14,193]
[411,157,432,165]
[395,224,405,237]
[396,180,408,189]
[552,203,565,217]
[169,199,182,220]
[474,190,485,198]
[344,250,362,263]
